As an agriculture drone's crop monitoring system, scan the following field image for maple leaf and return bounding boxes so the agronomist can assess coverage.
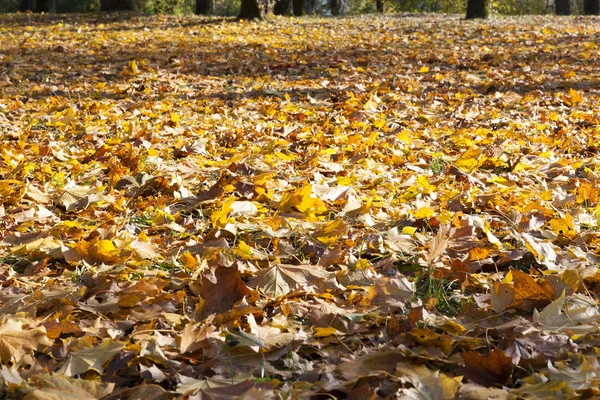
[533,291,600,334]
[58,340,124,376]
[461,348,514,387]
[395,363,462,400]
[491,269,554,313]
[24,374,114,400]
[249,263,331,297]
[0,316,52,364]
[195,264,252,320]
[179,315,224,355]
[547,356,599,391]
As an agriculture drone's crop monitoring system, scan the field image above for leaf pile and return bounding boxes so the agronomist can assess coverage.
[1,12,600,399]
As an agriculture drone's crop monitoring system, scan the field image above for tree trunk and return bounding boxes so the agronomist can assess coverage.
[238,0,262,19]
[330,0,340,15]
[19,0,35,11]
[292,0,304,15]
[19,0,56,12]
[465,0,490,19]
[376,0,383,12]
[41,0,56,12]
[584,0,600,14]
[195,0,213,14]
[100,0,135,11]
[555,0,570,14]
[306,0,314,14]
[274,0,291,14]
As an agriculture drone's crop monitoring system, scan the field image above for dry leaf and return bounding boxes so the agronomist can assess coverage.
[0,316,52,364]
[24,374,114,400]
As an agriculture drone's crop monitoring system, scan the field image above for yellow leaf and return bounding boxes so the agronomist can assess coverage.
[93,239,120,263]
[274,151,296,161]
[416,175,432,194]
[548,213,576,239]
[129,59,138,74]
[414,207,435,220]
[419,66,429,73]
[96,239,116,255]
[313,219,349,245]
[455,147,483,172]
[210,196,236,228]
[469,247,491,261]
[402,226,417,235]
[354,259,371,270]
[568,88,583,105]
[234,240,253,260]
[180,251,198,268]
[118,293,143,308]
[313,327,341,338]
[396,129,413,143]
[281,184,328,218]
[502,270,514,284]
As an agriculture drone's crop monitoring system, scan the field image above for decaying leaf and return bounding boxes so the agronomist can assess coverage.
[249,264,331,298]
[24,374,114,400]
[195,264,252,319]
[59,340,124,376]
[0,316,52,364]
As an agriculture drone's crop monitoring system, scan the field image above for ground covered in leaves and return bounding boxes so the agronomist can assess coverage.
[1,11,600,399]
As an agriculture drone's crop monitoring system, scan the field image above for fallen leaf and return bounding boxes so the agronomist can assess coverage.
[59,340,124,376]
[24,374,114,400]
[0,316,52,364]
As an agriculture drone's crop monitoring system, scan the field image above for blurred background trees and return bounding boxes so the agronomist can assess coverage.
[1,0,597,17]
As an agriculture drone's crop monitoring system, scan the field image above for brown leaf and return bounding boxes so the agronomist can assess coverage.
[195,263,252,320]
[59,340,124,376]
[491,270,554,313]
[461,348,513,386]
[426,224,452,264]
[0,316,52,364]
[249,264,330,298]
[24,374,114,400]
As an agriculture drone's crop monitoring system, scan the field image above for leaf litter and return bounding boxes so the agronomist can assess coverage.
[1,12,600,399]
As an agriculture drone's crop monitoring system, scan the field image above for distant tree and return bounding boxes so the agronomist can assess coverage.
[376,0,383,12]
[292,0,304,15]
[466,0,490,18]
[196,0,213,14]
[555,0,570,14]
[330,0,340,15]
[100,0,135,11]
[584,0,599,14]
[19,0,56,12]
[19,0,34,11]
[306,0,315,14]
[274,0,291,15]
[238,0,262,19]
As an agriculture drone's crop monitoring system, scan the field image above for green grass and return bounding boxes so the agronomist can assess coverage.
[415,270,466,316]
[429,157,447,175]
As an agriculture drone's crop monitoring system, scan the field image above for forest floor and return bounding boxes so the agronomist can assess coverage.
[1,11,600,399]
